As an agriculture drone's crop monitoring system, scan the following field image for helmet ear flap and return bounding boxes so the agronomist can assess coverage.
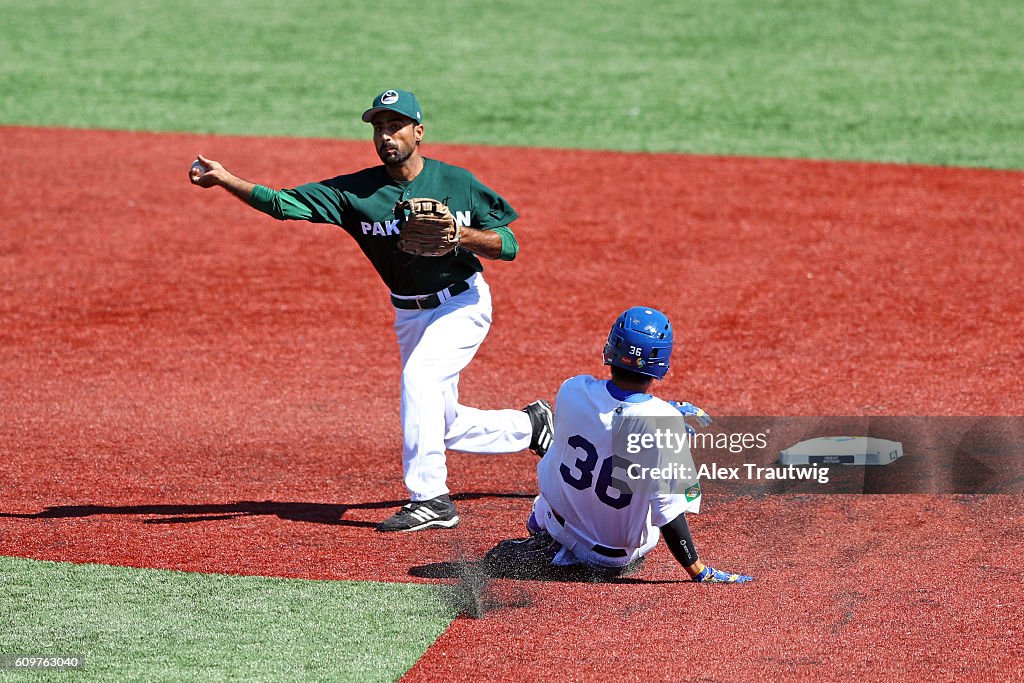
[602,334,622,366]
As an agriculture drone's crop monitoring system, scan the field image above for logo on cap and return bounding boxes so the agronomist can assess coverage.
[381,90,399,105]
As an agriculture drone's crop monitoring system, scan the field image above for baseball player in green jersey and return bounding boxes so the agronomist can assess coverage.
[189,89,554,532]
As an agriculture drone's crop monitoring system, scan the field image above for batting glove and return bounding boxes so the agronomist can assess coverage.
[693,565,753,584]
[669,401,713,435]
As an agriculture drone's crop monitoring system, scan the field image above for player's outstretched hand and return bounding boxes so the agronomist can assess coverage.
[189,154,227,188]
[693,565,753,584]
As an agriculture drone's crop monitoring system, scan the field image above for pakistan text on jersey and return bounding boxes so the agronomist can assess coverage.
[361,210,472,237]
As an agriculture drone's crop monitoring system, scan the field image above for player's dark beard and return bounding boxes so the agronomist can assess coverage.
[379,143,412,166]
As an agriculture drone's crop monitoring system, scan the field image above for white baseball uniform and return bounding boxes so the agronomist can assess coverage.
[396,273,533,501]
[533,374,702,567]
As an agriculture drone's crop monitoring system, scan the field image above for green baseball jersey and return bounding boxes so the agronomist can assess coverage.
[248,158,518,296]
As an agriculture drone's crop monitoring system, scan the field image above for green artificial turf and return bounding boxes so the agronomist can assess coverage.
[1,0,1021,167]
[0,556,456,683]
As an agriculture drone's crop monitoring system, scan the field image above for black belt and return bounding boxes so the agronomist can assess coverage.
[390,280,470,310]
[550,507,628,558]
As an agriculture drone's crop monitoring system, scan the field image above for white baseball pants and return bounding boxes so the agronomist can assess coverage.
[530,494,658,568]
[394,273,533,501]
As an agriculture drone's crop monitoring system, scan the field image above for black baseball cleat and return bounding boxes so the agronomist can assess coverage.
[376,495,460,532]
[523,400,554,457]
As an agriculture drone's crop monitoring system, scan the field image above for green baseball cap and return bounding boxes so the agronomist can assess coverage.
[362,89,423,123]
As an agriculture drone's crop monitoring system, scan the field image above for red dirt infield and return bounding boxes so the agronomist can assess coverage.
[2,126,1022,680]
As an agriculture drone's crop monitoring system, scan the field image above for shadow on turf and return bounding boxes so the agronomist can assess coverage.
[0,492,534,528]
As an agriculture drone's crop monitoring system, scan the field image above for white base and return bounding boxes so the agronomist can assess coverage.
[779,436,904,466]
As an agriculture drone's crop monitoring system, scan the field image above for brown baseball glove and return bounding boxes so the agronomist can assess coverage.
[395,198,462,257]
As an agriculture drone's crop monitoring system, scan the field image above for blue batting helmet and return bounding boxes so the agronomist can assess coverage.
[603,307,674,380]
